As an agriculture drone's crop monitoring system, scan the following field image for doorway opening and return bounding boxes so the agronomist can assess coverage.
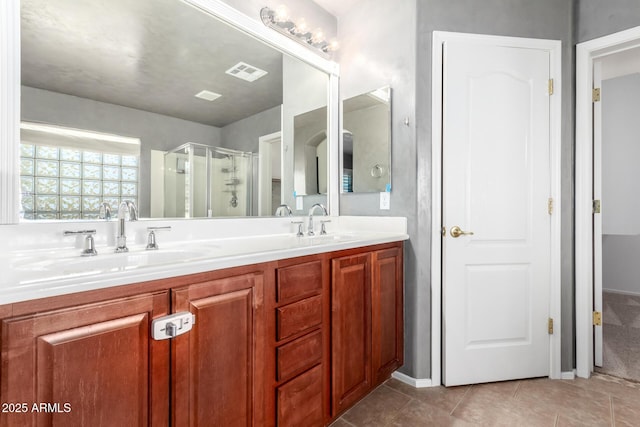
[258,131,282,216]
[575,25,640,380]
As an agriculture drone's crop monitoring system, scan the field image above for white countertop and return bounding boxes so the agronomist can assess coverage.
[0,216,408,305]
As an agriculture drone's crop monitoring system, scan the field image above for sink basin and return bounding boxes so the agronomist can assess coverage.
[8,233,365,284]
[296,234,359,246]
[12,248,209,275]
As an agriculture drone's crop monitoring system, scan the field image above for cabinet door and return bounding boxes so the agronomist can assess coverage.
[371,246,404,384]
[0,292,170,427]
[172,272,263,427]
[331,253,371,416]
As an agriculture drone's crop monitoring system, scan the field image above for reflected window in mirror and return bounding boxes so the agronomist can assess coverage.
[341,86,391,193]
[19,123,140,220]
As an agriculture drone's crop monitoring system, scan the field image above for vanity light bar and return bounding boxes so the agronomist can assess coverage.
[259,6,338,56]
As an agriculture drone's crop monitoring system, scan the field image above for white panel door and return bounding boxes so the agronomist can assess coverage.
[443,41,552,386]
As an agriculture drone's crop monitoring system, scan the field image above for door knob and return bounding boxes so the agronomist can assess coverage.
[450,226,474,238]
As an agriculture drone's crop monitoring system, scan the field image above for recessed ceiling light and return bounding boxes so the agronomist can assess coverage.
[225,62,268,82]
[195,90,222,101]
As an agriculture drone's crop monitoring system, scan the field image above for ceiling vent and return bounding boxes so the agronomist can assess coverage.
[195,90,222,101]
[225,62,268,82]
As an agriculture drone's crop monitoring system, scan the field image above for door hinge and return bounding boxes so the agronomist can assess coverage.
[593,88,601,102]
[548,318,554,334]
[593,311,602,326]
[593,199,601,214]
[548,198,553,215]
[548,79,554,95]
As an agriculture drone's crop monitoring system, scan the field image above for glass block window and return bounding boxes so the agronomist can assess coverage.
[20,143,138,220]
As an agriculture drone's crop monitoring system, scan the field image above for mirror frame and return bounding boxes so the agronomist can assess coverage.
[0,0,340,224]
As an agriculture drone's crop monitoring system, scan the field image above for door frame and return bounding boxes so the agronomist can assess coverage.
[430,31,563,386]
[258,131,282,216]
[575,25,640,379]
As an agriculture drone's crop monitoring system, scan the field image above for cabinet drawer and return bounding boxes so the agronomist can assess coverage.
[277,329,322,381]
[277,364,323,427]
[276,295,322,341]
[276,260,323,303]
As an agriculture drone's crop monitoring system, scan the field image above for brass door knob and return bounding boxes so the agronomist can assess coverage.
[450,226,474,238]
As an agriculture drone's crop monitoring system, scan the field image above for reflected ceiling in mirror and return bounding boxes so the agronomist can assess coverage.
[19,0,329,220]
[342,86,391,193]
[21,0,282,127]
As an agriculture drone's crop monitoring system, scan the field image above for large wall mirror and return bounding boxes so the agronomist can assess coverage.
[7,0,336,221]
[341,86,391,193]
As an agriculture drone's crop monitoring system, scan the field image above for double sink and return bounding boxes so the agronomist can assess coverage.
[9,233,359,279]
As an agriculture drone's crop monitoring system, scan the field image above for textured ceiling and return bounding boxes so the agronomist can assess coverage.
[21,0,284,128]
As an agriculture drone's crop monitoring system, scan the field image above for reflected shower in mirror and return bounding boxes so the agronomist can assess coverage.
[342,86,391,193]
[155,144,253,219]
[19,0,329,220]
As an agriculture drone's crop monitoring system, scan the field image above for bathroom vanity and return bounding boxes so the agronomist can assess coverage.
[0,217,406,426]
[0,0,405,423]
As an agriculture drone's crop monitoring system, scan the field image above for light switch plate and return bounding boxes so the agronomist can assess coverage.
[296,196,303,210]
[380,192,390,210]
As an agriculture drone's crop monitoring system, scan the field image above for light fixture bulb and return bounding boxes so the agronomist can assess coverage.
[295,18,308,34]
[327,39,340,52]
[311,28,324,44]
[274,5,289,22]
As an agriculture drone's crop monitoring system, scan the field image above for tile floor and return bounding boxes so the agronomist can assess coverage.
[332,374,640,426]
[599,291,640,382]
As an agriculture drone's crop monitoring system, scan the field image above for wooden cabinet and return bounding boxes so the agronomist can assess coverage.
[0,269,265,427]
[0,241,402,426]
[266,257,329,427]
[331,244,403,419]
[172,272,264,427]
[0,292,170,427]
[371,246,404,384]
[331,253,372,415]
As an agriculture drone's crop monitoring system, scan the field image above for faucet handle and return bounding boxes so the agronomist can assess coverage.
[147,226,172,232]
[99,202,111,221]
[63,229,98,257]
[320,219,331,235]
[146,226,172,250]
[63,229,96,236]
[291,220,304,237]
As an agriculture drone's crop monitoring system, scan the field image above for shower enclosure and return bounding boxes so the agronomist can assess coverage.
[164,143,253,218]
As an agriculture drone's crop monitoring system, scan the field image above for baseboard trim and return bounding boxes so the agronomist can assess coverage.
[391,371,435,388]
[603,288,640,297]
[392,370,578,385]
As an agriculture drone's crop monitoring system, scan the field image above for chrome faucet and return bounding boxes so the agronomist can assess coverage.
[99,202,111,221]
[307,203,328,236]
[274,204,293,217]
[115,200,138,253]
